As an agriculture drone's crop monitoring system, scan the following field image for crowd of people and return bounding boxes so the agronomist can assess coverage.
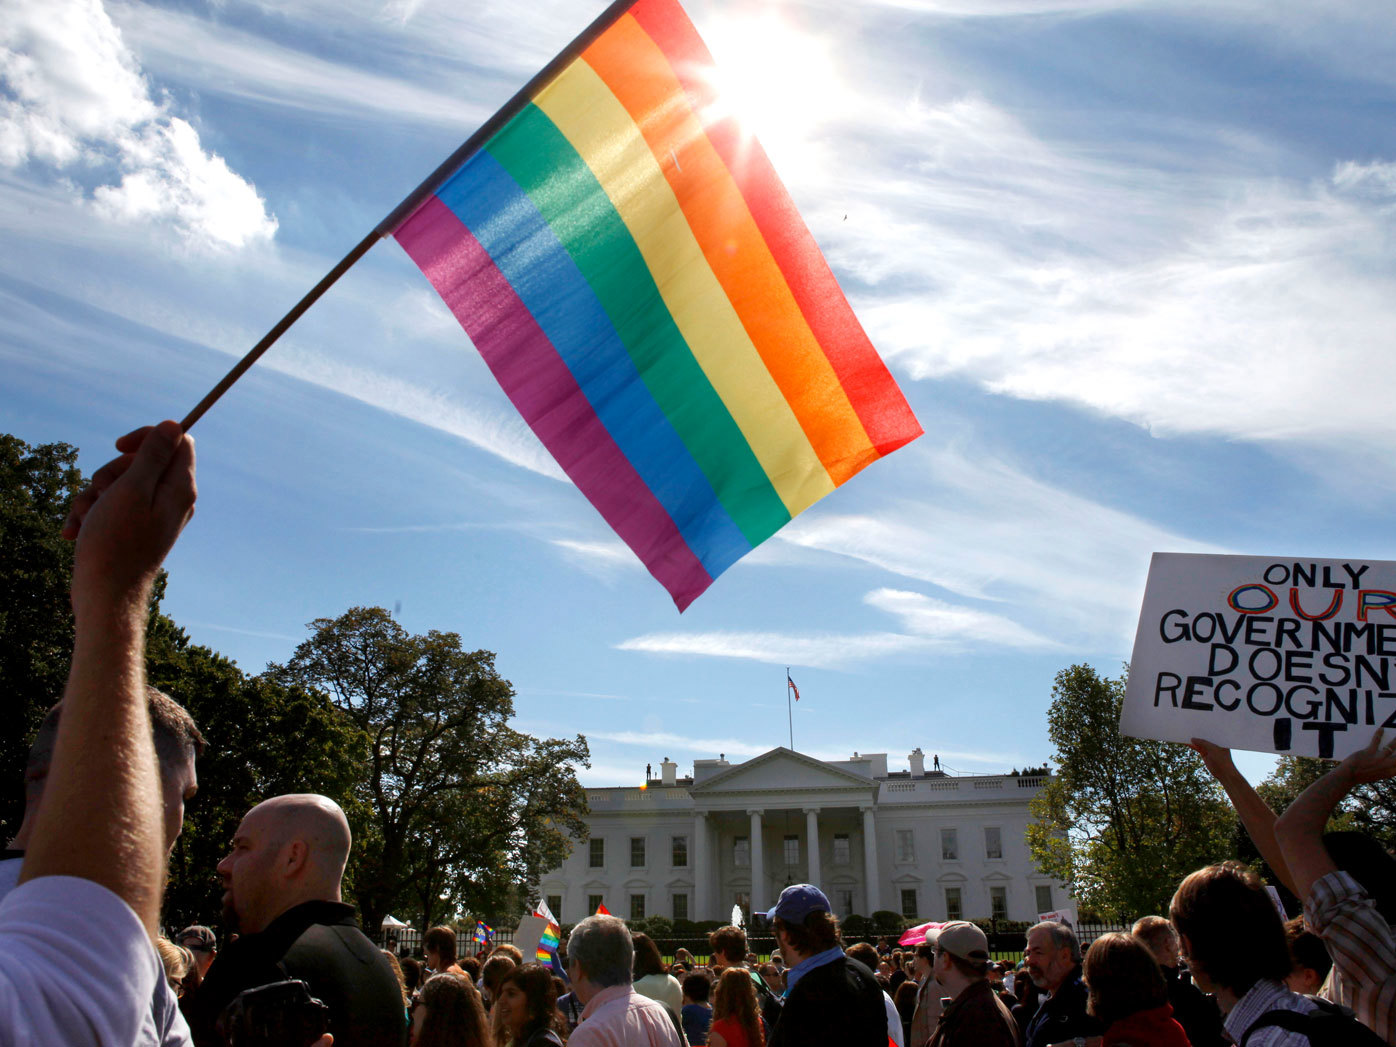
[1,421,1395,1046]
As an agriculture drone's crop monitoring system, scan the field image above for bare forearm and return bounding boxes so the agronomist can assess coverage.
[19,610,164,934]
[1274,770,1350,898]
[1212,765,1298,895]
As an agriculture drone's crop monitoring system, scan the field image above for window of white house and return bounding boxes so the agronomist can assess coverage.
[900,889,917,919]
[838,890,854,917]
[672,836,688,867]
[944,887,962,921]
[673,893,689,921]
[833,834,851,864]
[985,827,1003,860]
[630,894,646,920]
[896,829,915,863]
[990,885,1008,921]
[941,828,958,861]
[589,838,605,868]
[734,836,750,867]
[1035,885,1053,913]
[630,837,646,867]
[784,835,799,865]
[547,895,562,920]
[588,894,603,915]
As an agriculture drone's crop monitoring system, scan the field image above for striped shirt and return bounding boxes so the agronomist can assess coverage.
[1306,870,1396,1044]
[1223,978,1317,1047]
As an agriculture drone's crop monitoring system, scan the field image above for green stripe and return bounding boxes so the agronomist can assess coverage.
[485,103,791,545]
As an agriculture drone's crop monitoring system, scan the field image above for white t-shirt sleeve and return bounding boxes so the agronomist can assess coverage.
[0,875,166,1047]
[884,990,904,1047]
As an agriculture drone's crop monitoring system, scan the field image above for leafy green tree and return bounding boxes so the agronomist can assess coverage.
[0,435,82,839]
[1026,664,1235,921]
[267,607,590,933]
[145,588,368,929]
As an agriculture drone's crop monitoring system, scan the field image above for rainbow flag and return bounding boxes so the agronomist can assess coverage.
[394,0,921,610]
[537,920,561,964]
[474,919,494,944]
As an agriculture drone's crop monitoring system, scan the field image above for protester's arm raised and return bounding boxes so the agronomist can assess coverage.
[1274,728,1396,898]
[20,420,197,936]
[1189,737,1298,896]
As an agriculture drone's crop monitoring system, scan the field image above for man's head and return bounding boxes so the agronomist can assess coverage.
[1169,861,1289,998]
[708,925,748,969]
[425,925,458,970]
[16,688,204,853]
[1130,915,1180,969]
[1284,915,1333,996]
[566,914,634,1005]
[846,941,880,971]
[494,943,524,965]
[178,924,217,977]
[766,884,839,964]
[481,953,517,1005]
[931,922,991,993]
[216,793,351,935]
[1024,921,1081,995]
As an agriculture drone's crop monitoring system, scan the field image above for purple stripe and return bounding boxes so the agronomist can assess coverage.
[395,195,713,610]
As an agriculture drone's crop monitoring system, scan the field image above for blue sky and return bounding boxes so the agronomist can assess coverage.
[4,0,1396,788]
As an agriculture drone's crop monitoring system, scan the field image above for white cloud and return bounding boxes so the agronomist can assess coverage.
[0,0,275,248]
[864,588,1059,649]
[616,629,927,670]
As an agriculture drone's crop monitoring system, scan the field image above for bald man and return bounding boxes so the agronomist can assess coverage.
[191,794,406,1047]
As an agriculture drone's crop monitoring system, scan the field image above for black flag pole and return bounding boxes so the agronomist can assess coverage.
[179,0,639,432]
[787,666,794,751]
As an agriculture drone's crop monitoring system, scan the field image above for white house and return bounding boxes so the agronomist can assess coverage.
[539,747,1056,926]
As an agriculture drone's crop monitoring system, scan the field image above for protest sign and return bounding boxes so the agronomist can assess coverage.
[513,913,549,962]
[1122,553,1396,759]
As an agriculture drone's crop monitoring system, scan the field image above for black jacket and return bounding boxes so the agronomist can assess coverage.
[1163,964,1227,1047]
[192,900,406,1047]
[768,956,887,1047]
[1023,967,1101,1047]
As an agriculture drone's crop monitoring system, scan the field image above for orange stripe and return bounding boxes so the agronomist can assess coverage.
[582,16,875,485]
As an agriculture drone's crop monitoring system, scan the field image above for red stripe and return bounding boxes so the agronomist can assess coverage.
[395,195,714,610]
[630,0,922,458]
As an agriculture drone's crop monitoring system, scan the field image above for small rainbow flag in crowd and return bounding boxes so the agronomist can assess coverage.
[394,0,921,611]
[537,920,561,964]
[474,919,494,944]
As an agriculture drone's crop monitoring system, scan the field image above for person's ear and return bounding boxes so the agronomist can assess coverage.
[282,838,309,877]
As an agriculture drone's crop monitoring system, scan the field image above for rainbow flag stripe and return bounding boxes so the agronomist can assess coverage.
[394,0,921,610]
[537,920,561,964]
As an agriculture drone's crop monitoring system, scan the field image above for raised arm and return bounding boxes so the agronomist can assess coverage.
[19,420,197,935]
[1273,729,1396,899]
[1189,738,1298,896]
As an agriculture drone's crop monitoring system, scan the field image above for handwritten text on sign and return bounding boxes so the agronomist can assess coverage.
[1121,553,1396,759]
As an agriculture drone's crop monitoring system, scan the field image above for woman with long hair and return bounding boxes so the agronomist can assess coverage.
[1083,933,1189,1047]
[632,932,684,1022]
[708,967,764,1047]
[412,973,495,1047]
[492,963,567,1047]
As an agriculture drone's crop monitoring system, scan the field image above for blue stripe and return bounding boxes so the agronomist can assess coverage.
[436,150,752,578]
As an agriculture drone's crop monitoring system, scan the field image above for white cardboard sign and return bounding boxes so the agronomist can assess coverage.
[1121,552,1396,759]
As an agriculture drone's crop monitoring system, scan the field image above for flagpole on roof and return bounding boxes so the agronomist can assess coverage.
[178,0,641,432]
[787,666,794,752]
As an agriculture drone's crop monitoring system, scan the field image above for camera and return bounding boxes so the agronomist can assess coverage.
[218,979,330,1047]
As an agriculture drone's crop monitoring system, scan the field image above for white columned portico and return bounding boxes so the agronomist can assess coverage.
[748,809,765,914]
[804,808,821,889]
[861,805,881,914]
[694,811,710,921]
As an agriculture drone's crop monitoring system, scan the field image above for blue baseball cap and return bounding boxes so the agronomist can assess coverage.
[766,884,832,923]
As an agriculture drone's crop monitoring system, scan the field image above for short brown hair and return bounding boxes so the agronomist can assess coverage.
[482,953,516,994]
[846,942,879,971]
[1170,862,1289,995]
[774,911,840,956]
[424,925,458,965]
[709,925,748,964]
[1083,933,1167,1027]
[28,688,205,801]
[1130,916,1177,956]
[493,943,524,964]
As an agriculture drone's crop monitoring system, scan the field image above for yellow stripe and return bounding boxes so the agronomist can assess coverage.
[533,60,834,516]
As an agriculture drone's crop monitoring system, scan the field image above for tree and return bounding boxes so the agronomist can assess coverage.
[267,607,591,933]
[1026,664,1235,921]
[0,435,82,839]
[145,586,368,929]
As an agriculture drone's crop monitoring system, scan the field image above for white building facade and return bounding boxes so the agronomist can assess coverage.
[540,747,1057,926]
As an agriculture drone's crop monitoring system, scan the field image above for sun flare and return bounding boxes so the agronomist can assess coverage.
[699,13,846,175]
